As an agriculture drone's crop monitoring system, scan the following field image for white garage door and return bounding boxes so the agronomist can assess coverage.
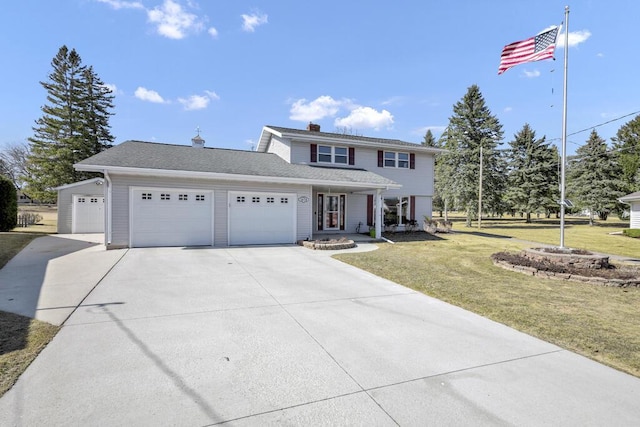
[228,191,296,245]
[72,195,104,233]
[130,188,213,247]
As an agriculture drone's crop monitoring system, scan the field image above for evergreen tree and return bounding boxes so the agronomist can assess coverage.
[422,129,437,147]
[567,129,625,225]
[439,85,505,226]
[25,46,114,202]
[611,114,640,193]
[504,124,559,222]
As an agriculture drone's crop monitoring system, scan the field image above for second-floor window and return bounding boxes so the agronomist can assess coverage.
[384,151,409,168]
[318,145,348,164]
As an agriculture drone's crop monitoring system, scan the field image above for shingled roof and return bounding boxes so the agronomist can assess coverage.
[258,125,446,153]
[75,140,399,188]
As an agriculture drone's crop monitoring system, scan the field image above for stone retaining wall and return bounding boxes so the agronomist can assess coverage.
[492,259,640,288]
[299,240,356,250]
[522,248,609,269]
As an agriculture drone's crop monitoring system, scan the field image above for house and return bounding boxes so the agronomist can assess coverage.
[17,190,34,204]
[75,124,442,248]
[55,178,105,234]
[619,191,640,229]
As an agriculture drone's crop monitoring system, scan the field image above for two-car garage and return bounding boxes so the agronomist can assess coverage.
[129,188,296,247]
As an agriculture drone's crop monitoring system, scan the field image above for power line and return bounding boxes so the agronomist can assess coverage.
[548,109,640,143]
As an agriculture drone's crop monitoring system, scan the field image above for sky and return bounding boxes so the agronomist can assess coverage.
[1,0,639,155]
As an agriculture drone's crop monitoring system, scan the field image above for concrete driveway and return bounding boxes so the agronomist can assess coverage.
[2,243,640,425]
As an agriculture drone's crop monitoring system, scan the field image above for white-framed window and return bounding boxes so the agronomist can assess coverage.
[236,196,245,203]
[318,145,348,164]
[252,196,260,203]
[179,194,188,201]
[196,194,205,201]
[141,193,152,200]
[280,197,289,204]
[384,151,409,168]
[267,197,275,203]
[160,193,171,200]
[90,198,98,203]
[78,197,86,203]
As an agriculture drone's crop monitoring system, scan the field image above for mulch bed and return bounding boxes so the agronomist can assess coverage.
[492,252,640,280]
[382,231,443,242]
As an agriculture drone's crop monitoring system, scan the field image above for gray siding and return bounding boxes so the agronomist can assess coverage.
[108,174,311,247]
[631,202,640,229]
[266,135,291,161]
[57,181,105,234]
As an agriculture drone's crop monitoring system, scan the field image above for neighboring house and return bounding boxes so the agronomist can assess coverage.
[55,178,105,234]
[75,124,442,248]
[619,191,640,229]
[17,190,34,204]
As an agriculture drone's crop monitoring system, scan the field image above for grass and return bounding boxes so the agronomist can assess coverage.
[335,231,640,377]
[1,220,59,397]
[14,205,58,234]
[0,312,59,397]
[443,214,639,259]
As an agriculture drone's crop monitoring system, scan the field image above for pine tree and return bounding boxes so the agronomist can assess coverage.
[504,124,559,222]
[422,129,437,147]
[567,130,625,225]
[25,46,114,202]
[611,114,640,193]
[439,85,505,226]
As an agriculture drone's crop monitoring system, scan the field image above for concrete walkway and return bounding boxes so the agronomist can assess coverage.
[1,242,640,425]
[0,234,126,325]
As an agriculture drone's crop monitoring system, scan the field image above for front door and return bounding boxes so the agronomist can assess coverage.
[318,193,346,231]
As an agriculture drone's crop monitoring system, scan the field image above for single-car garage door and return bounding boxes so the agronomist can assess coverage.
[228,191,296,245]
[130,188,213,247]
[72,195,104,233]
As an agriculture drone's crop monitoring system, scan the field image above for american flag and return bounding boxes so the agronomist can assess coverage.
[498,26,560,75]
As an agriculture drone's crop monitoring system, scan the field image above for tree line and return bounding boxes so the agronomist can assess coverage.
[423,85,640,226]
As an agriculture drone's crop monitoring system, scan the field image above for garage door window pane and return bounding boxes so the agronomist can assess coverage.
[142,193,152,200]
[267,197,274,203]
[280,197,288,204]
[78,197,85,203]
[252,196,260,203]
[161,193,170,200]
[236,196,245,203]
[179,194,188,201]
[196,195,205,201]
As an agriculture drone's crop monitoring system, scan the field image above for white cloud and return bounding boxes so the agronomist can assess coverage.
[289,96,344,121]
[208,27,218,38]
[241,12,268,32]
[522,69,541,78]
[413,126,446,136]
[178,91,220,110]
[96,0,144,10]
[102,83,120,94]
[135,87,167,103]
[204,90,220,100]
[557,30,591,48]
[504,107,513,113]
[147,0,203,39]
[597,52,604,58]
[381,96,407,106]
[334,107,394,131]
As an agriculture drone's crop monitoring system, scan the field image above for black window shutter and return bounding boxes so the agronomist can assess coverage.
[410,153,416,169]
[410,196,416,220]
[377,150,383,167]
[367,195,374,226]
[310,144,317,163]
[348,147,355,165]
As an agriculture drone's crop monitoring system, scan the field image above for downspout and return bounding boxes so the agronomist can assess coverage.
[104,170,112,246]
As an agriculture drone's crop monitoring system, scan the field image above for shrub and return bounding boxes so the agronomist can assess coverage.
[0,176,18,231]
[622,229,640,239]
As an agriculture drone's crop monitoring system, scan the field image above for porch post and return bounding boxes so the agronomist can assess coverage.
[375,189,382,239]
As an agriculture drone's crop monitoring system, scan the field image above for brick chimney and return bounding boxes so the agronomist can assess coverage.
[307,122,321,132]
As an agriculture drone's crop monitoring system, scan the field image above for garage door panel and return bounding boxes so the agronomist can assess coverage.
[72,195,104,233]
[131,189,213,247]
[229,192,295,245]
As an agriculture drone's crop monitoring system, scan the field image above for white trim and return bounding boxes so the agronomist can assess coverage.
[383,151,410,169]
[317,145,349,165]
[129,186,214,247]
[75,165,401,190]
[54,177,104,190]
[104,171,112,245]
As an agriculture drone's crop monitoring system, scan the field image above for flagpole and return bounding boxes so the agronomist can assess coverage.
[559,5,569,248]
